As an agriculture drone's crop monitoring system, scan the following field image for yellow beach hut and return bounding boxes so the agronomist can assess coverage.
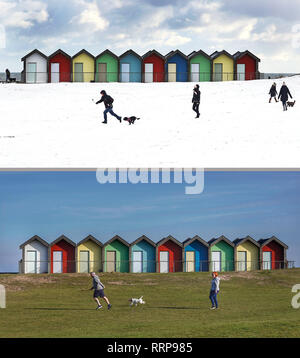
[233,236,260,271]
[72,49,95,83]
[76,235,103,273]
[211,50,234,81]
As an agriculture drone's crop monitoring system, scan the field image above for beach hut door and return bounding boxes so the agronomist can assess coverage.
[79,251,90,273]
[191,63,200,82]
[145,63,153,83]
[121,63,130,82]
[27,63,37,83]
[237,64,246,81]
[160,251,169,273]
[133,251,143,273]
[211,251,221,271]
[263,251,272,270]
[168,63,176,82]
[51,63,60,83]
[106,251,116,272]
[214,63,223,81]
[186,251,195,272]
[98,63,107,82]
[26,250,37,274]
[237,251,247,271]
[74,63,83,82]
[53,251,63,273]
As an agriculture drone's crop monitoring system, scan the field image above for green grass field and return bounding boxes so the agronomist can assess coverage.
[0,269,299,338]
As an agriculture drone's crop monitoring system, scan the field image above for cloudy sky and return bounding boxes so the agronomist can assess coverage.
[0,0,300,72]
[0,171,299,271]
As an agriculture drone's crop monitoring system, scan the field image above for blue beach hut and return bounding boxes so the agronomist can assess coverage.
[183,235,209,272]
[119,49,142,83]
[130,235,156,273]
[165,50,188,82]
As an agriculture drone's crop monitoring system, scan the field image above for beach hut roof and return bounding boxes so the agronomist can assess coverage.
[258,236,288,249]
[233,50,261,62]
[95,49,119,61]
[210,50,234,60]
[165,49,188,60]
[119,49,142,60]
[208,235,234,247]
[103,235,130,247]
[48,49,71,60]
[233,236,260,248]
[50,235,76,247]
[21,49,48,61]
[156,235,183,247]
[77,235,103,247]
[19,235,49,249]
[188,50,211,61]
[182,235,209,248]
[130,235,156,247]
[142,49,165,60]
[72,49,95,59]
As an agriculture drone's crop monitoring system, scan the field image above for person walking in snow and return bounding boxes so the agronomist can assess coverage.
[209,272,220,310]
[269,82,278,103]
[192,84,201,118]
[278,82,293,111]
[96,90,122,124]
[90,272,112,310]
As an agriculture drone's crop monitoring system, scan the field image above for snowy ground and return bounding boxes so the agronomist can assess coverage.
[0,77,300,168]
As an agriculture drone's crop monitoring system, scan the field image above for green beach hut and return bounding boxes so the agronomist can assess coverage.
[102,235,130,273]
[208,236,235,272]
[95,49,119,83]
[188,50,212,82]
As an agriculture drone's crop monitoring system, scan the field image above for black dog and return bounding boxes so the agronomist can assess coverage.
[287,100,296,107]
[123,116,140,125]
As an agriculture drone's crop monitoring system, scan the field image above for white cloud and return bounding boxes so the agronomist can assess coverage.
[70,0,109,32]
[0,0,49,28]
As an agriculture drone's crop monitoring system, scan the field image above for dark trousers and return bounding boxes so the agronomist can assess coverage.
[282,101,287,111]
[209,290,218,308]
[192,102,200,116]
[104,107,120,121]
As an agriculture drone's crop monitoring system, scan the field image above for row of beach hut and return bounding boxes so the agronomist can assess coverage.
[19,234,288,274]
[21,49,261,84]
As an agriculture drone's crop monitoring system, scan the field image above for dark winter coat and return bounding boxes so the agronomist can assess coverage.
[192,88,201,103]
[96,92,114,108]
[269,85,277,97]
[278,85,292,103]
[6,69,10,80]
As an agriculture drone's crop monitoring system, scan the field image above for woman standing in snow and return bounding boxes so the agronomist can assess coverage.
[278,82,293,111]
[192,84,201,118]
[269,82,278,103]
[209,272,220,310]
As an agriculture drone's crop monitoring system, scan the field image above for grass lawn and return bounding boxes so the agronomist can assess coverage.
[0,269,299,338]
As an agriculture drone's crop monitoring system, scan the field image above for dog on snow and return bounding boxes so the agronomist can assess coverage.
[129,296,146,306]
[287,100,296,107]
[123,116,140,125]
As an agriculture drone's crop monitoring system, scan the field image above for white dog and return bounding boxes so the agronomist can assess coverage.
[129,296,146,306]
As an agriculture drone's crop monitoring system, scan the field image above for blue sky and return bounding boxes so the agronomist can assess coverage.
[0,170,299,272]
[1,0,300,72]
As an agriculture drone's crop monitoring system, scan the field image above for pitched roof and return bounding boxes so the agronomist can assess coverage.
[156,235,183,247]
[182,235,209,248]
[50,235,76,247]
[48,49,71,60]
[95,49,119,61]
[233,236,260,248]
[210,50,234,60]
[165,49,188,60]
[119,49,142,60]
[21,49,48,61]
[258,236,288,249]
[72,49,95,59]
[233,50,261,62]
[77,235,103,247]
[188,50,211,61]
[208,235,234,247]
[142,49,165,60]
[103,235,130,247]
[19,235,49,249]
[130,235,156,247]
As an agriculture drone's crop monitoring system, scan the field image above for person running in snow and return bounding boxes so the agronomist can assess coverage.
[209,272,220,310]
[90,272,112,310]
[96,90,122,124]
[278,82,293,111]
[192,84,201,118]
[269,82,278,103]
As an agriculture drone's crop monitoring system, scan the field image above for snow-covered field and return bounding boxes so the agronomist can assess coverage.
[0,77,299,168]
